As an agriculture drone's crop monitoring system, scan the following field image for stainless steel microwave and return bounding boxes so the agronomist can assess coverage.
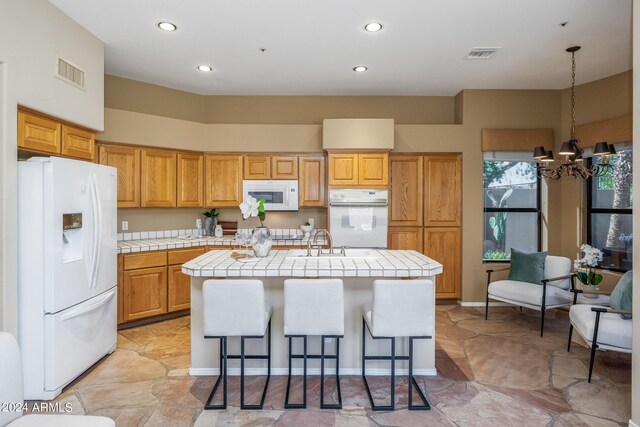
[242,180,299,211]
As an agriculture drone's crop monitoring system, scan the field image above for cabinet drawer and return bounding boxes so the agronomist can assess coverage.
[168,247,205,265]
[123,251,167,270]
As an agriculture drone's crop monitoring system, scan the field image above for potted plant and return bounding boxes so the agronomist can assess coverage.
[239,196,272,257]
[300,221,314,238]
[574,244,604,298]
[203,208,219,236]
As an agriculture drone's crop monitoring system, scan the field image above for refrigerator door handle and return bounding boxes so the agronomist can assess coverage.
[60,290,115,321]
[89,174,100,289]
[92,173,103,289]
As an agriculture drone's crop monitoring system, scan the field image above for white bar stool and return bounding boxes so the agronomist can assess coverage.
[284,278,344,409]
[203,279,272,410]
[362,279,434,411]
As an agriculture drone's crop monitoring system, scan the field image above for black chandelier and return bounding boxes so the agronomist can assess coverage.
[533,46,615,180]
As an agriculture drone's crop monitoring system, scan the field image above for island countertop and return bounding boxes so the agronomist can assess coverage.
[181,249,443,278]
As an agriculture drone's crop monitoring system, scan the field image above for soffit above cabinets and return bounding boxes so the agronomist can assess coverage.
[323,119,394,150]
[49,0,632,96]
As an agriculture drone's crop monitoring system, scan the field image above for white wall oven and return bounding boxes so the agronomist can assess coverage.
[329,189,388,248]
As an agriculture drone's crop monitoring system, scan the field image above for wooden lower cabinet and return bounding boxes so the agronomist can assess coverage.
[167,247,205,312]
[424,227,461,299]
[168,265,191,312]
[123,266,167,321]
[388,227,423,252]
[121,247,205,324]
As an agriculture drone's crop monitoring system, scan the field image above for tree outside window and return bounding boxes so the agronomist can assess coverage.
[483,160,540,261]
[588,149,633,271]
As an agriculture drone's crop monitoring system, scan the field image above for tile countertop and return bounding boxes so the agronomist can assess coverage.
[117,234,326,254]
[181,249,443,278]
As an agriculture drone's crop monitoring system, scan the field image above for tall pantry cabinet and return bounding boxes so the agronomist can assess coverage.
[388,154,462,299]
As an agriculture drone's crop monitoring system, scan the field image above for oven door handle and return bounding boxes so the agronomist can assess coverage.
[329,202,388,207]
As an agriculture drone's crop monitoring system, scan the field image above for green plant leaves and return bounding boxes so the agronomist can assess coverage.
[257,199,266,222]
[577,270,603,286]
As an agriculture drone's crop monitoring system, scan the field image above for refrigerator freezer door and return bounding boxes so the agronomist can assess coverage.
[43,158,117,313]
[91,165,117,297]
[45,157,96,313]
[43,288,117,396]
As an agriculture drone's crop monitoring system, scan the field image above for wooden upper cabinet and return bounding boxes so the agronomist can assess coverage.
[390,155,423,226]
[18,111,61,154]
[328,153,359,185]
[424,154,462,227]
[205,155,243,206]
[61,125,95,161]
[358,152,389,186]
[141,149,177,208]
[424,227,461,299]
[98,144,141,208]
[272,156,299,179]
[244,155,271,180]
[177,153,203,207]
[388,227,423,252]
[299,155,326,207]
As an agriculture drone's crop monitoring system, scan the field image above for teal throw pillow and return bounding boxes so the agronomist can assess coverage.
[508,249,548,285]
[610,270,633,319]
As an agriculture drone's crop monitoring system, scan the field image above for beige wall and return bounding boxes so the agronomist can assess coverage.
[0,0,104,335]
[117,208,327,234]
[106,75,456,125]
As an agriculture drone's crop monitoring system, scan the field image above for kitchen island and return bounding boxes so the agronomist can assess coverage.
[182,249,442,376]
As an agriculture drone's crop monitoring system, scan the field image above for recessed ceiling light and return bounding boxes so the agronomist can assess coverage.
[157,21,177,32]
[197,65,213,72]
[364,22,383,32]
[353,66,368,72]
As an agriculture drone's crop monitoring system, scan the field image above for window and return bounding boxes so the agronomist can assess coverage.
[587,147,633,271]
[483,153,541,261]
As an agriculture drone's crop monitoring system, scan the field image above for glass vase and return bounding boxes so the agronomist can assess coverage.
[252,226,273,257]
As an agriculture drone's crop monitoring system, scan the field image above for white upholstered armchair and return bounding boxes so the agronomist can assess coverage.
[0,332,114,427]
[485,255,576,336]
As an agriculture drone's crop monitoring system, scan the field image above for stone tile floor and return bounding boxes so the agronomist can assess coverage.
[38,305,631,426]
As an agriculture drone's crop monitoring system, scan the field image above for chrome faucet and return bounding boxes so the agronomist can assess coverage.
[306,229,333,256]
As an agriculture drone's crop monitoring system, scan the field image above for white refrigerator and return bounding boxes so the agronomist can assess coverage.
[18,157,118,400]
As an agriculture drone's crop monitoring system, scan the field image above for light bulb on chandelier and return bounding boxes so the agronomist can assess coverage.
[532,46,614,180]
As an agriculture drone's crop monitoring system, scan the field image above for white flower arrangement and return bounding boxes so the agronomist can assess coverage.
[574,244,604,286]
[239,196,266,226]
[619,233,633,248]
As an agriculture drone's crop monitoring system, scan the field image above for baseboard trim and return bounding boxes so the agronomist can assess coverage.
[458,301,510,307]
[188,367,438,377]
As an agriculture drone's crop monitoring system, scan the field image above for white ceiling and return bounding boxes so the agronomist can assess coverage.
[49,0,632,96]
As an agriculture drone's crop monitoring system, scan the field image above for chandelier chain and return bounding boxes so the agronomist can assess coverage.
[571,50,576,139]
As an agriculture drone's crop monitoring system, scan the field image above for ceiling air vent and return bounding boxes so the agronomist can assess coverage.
[466,47,501,60]
[55,56,86,90]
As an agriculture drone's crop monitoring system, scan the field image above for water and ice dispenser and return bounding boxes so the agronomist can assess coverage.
[62,213,83,263]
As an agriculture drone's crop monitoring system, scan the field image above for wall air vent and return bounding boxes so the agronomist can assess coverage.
[55,56,86,90]
[466,47,501,60]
